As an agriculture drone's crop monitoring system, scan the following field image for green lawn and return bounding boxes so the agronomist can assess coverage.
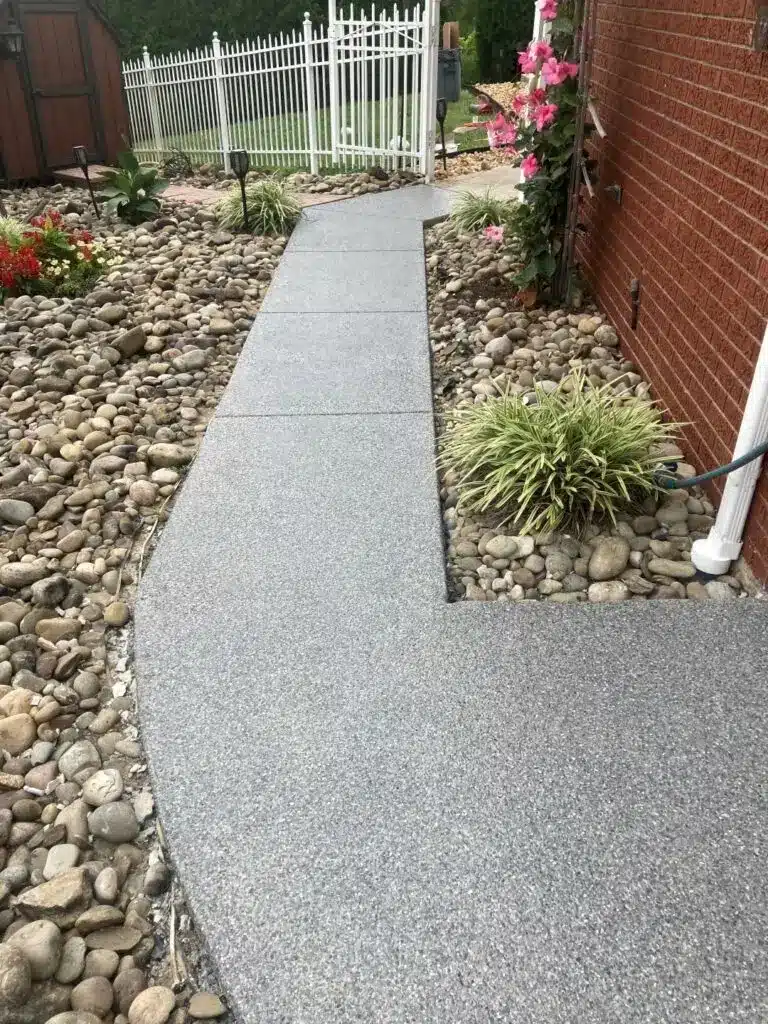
[140,90,490,170]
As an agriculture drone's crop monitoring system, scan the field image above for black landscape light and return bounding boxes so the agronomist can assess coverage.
[230,149,250,232]
[73,145,100,217]
[436,97,448,171]
[0,13,23,58]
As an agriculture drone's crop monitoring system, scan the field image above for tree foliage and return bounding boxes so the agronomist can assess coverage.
[103,0,326,57]
[475,0,533,81]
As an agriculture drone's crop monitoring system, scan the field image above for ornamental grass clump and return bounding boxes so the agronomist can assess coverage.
[216,178,301,235]
[450,189,517,233]
[440,374,678,534]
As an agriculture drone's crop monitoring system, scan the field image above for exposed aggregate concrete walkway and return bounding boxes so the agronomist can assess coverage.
[136,186,768,1024]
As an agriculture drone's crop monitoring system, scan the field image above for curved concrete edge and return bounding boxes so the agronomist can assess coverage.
[136,187,768,1023]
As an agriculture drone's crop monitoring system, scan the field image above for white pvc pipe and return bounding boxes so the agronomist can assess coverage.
[692,321,768,575]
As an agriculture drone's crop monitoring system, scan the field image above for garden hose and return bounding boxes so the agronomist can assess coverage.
[656,439,768,489]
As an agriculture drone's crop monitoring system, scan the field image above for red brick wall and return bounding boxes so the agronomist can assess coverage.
[577,0,768,582]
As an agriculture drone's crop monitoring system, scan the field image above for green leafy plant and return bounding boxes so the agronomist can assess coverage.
[215,178,301,235]
[100,150,169,224]
[440,373,678,534]
[0,217,28,249]
[451,189,517,232]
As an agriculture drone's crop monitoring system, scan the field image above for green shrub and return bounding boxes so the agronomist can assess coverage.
[160,148,194,178]
[460,32,481,87]
[100,150,169,224]
[451,189,517,232]
[215,178,301,235]
[440,374,678,534]
[476,0,534,81]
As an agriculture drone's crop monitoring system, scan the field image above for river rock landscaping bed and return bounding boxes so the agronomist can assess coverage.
[0,183,283,1022]
[177,166,423,198]
[427,219,746,604]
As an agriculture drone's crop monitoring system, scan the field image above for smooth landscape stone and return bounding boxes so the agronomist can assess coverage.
[6,919,63,980]
[0,943,32,1006]
[127,985,176,1024]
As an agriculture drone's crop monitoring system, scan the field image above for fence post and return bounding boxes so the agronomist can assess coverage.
[303,13,320,174]
[142,47,164,163]
[211,32,232,173]
[328,0,340,164]
[419,0,439,181]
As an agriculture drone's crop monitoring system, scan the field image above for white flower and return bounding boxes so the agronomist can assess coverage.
[137,188,146,199]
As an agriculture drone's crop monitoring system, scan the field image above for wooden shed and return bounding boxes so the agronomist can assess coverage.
[0,0,130,181]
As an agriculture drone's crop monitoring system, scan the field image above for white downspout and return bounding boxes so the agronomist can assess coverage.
[692,321,768,575]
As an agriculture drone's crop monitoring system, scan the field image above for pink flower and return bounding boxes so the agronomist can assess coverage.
[518,40,553,75]
[538,0,558,19]
[487,113,517,149]
[531,40,554,61]
[511,93,528,116]
[534,102,558,131]
[541,58,580,86]
[521,153,540,178]
[518,49,538,75]
[484,225,505,244]
[527,87,548,110]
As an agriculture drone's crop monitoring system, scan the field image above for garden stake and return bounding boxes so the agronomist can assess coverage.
[230,149,250,232]
[72,146,100,217]
[436,97,448,171]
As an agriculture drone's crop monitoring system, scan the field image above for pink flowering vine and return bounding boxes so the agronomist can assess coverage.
[473,4,591,294]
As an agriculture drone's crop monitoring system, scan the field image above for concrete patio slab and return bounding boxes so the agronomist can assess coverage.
[217,312,432,416]
[136,185,768,1024]
[260,250,427,313]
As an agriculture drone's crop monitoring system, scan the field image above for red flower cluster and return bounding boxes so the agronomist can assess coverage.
[29,209,63,229]
[0,243,42,291]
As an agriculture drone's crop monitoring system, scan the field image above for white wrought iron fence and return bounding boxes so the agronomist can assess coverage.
[122,1,439,177]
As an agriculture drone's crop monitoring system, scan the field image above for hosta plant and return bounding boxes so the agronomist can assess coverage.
[440,373,678,534]
[100,150,169,224]
[215,178,301,235]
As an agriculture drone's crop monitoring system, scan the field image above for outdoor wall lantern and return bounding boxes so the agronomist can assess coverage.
[73,145,100,217]
[230,149,250,232]
[0,14,23,57]
[436,97,448,171]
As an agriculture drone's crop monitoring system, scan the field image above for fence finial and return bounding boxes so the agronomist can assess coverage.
[142,45,148,55]
[304,10,310,18]
[212,30,219,40]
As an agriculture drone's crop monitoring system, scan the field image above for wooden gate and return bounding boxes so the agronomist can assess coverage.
[20,5,101,167]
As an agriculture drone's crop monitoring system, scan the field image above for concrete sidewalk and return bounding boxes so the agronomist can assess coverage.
[136,186,768,1023]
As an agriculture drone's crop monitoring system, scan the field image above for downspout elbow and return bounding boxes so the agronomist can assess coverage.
[692,321,768,575]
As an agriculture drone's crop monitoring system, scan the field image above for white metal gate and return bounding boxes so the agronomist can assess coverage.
[122,1,439,178]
